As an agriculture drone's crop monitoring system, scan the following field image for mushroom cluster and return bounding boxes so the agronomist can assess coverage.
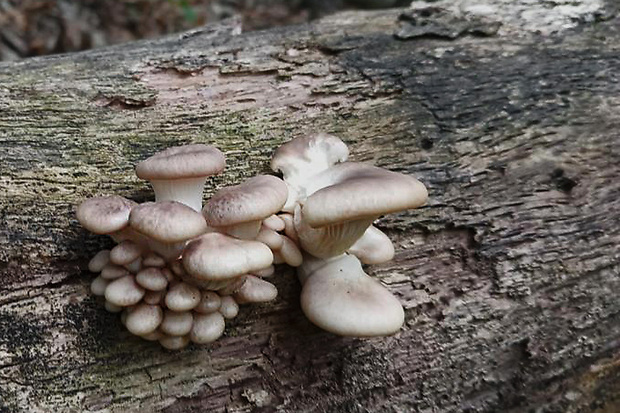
[77,135,426,348]
[271,134,427,336]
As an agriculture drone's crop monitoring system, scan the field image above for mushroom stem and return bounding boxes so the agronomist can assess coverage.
[150,177,208,212]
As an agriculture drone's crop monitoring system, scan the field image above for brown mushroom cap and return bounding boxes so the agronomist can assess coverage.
[182,233,273,281]
[302,163,428,228]
[135,144,225,181]
[129,201,208,243]
[76,196,136,234]
[203,175,288,228]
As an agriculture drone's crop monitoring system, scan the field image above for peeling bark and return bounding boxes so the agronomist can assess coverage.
[1,1,619,412]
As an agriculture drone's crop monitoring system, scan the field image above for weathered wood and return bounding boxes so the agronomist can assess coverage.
[1,1,619,412]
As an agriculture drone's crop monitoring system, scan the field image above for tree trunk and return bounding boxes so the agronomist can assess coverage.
[1,1,619,412]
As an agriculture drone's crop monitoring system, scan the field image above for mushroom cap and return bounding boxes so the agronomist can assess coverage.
[300,254,404,337]
[182,233,273,281]
[347,225,395,264]
[190,312,226,344]
[165,282,201,312]
[129,201,208,243]
[125,304,163,336]
[135,144,225,180]
[77,196,136,234]
[233,275,278,304]
[270,133,349,179]
[203,175,288,227]
[110,240,143,266]
[302,163,428,228]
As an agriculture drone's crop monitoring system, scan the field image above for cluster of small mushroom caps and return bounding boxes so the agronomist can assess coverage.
[77,134,427,349]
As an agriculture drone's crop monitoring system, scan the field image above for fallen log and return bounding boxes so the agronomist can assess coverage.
[0,1,619,411]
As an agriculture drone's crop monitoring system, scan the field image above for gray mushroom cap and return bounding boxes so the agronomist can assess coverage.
[129,201,208,243]
[299,254,404,337]
[129,201,209,260]
[136,144,225,181]
[202,175,287,239]
[135,144,226,212]
[301,162,428,228]
[76,195,136,234]
[183,232,273,281]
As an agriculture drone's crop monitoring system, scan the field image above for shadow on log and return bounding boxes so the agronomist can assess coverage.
[0,0,619,412]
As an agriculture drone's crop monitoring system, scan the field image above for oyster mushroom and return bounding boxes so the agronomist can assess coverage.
[135,144,226,212]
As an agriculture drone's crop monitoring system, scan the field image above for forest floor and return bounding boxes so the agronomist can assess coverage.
[0,0,409,61]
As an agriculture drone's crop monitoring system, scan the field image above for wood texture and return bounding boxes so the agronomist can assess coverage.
[1,1,619,412]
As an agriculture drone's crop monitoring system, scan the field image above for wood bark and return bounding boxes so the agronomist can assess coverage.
[1,1,619,412]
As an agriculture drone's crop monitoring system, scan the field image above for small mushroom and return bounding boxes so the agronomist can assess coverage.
[90,276,109,296]
[165,282,201,312]
[218,296,239,319]
[135,267,168,291]
[110,240,143,267]
[100,263,129,280]
[294,163,427,258]
[135,144,225,212]
[262,214,285,231]
[182,232,273,289]
[125,304,164,336]
[299,254,404,337]
[160,310,194,336]
[142,252,166,268]
[104,275,145,307]
[233,275,278,304]
[190,312,226,344]
[346,225,395,264]
[76,195,136,237]
[203,175,288,240]
[194,291,222,314]
[271,133,349,212]
[129,201,208,261]
[88,250,111,273]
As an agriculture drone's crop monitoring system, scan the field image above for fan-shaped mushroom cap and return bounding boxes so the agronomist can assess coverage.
[160,310,194,336]
[183,233,273,281]
[302,163,428,228]
[347,225,395,264]
[190,312,225,344]
[299,254,404,337]
[194,291,222,314]
[203,175,288,239]
[77,196,136,234]
[110,240,143,266]
[129,201,208,260]
[218,296,239,319]
[135,267,169,291]
[105,275,145,307]
[233,275,278,304]
[136,144,225,212]
[294,163,426,258]
[125,304,163,336]
[271,133,349,212]
[88,250,111,273]
[165,282,201,312]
